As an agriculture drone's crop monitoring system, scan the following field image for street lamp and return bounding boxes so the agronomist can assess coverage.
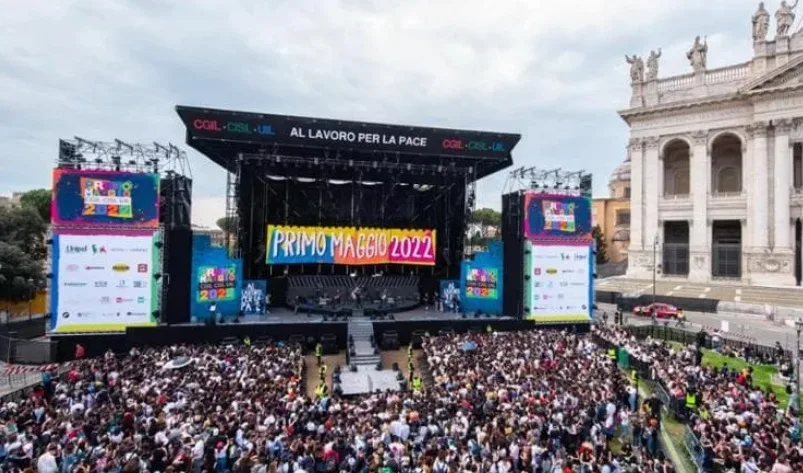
[796,319,803,415]
[653,234,659,305]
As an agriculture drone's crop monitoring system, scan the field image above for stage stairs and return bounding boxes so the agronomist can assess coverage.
[348,317,380,366]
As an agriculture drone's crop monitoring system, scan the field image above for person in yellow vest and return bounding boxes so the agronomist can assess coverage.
[607,347,617,362]
[243,336,251,347]
[408,360,415,383]
[407,344,413,360]
[315,342,323,366]
[318,364,327,383]
[486,324,493,334]
[315,382,328,398]
[412,376,423,392]
[685,390,697,416]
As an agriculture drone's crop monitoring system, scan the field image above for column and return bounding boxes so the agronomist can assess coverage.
[774,119,793,251]
[689,130,709,282]
[751,122,769,250]
[628,138,644,251]
[643,137,660,250]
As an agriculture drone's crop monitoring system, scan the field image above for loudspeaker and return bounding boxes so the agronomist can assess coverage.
[159,175,193,325]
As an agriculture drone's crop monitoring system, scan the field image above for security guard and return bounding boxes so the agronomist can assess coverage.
[407,344,413,360]
[318,363,327,383]
[408,360,415,383]
[607,346,617,362]
[685,390,697,413]
[630,369,639,386]
[315,382,329,398]
[315,342,323,366]
[486,324,493,334]
[412,376,423,392]
[244,336,251,348]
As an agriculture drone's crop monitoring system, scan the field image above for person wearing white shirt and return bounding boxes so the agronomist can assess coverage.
[36,444,58,473]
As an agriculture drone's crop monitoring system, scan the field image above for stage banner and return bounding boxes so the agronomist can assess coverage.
[265,225,436,265]
[439,279,460,311]
[240,279,268,315]
[197,266,238,302]
[50,230,159,333]
[464,268,499,299]
[523,241,593,323]
[51,169,160,228]
[523,193,592,243]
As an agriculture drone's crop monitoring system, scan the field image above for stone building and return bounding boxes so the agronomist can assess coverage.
[593,156,631,263]
[622,2,803,286]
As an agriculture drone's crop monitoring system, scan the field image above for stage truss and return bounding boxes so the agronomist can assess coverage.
[57,137,192,177]
[503,166,592,198]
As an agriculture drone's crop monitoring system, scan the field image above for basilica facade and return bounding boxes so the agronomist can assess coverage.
[623,3,803,286]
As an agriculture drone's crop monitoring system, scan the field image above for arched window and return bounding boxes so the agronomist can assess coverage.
[674,169,690,195]
[716,166,741,193]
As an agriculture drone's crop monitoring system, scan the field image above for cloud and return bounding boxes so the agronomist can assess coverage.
[0,0,765,225]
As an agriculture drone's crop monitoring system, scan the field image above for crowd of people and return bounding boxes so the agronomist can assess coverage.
[595,325,802,473]
[0,329,676,473]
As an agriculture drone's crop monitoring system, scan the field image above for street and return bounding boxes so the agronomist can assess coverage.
[596,303,798,350]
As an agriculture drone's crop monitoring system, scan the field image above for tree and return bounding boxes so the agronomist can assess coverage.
[0,206,47,261]
[470,208,501,229]
[593,225,609,265]
[19,188,51,223]
[0,242,43,301]
[216,216,239,233]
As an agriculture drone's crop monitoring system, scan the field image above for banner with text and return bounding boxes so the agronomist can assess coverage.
[266,225,436,265]
[241,279,268,316]
[197,266,238,302]
[523,193,592,243]
[50,230,159,333]
[464,268,499,299]
[52,169,160,228]
[523,241,593,323]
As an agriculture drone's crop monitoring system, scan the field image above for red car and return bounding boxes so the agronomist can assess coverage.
[633,303,678,318]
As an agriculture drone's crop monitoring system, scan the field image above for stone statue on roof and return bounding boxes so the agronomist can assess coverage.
[687,36,708,73]
[752,2,770,41]
[625,54,644,83]
[646,49,662,81]
[776,0,799,37]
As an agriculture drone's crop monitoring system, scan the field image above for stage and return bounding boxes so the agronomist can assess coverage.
[48,308,589,362]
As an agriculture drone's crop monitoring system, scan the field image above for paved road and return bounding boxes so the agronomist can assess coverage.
[597,303,798,350]
[596,277,803,307]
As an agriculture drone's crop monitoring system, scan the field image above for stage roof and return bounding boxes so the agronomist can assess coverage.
[176,106,520,180]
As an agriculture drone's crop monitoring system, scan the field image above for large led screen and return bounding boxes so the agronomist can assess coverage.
[523,193,592,242]
[52,169,160,228]
[266,225,436,265]
[50,231,159,332]
[464,268,499,299]
[524,242,593,322]
[197,266,237,302]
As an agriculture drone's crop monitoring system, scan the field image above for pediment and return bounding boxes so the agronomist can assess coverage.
[740,55,803,94]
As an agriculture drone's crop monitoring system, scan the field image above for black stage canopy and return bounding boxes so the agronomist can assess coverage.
[176,105,520,180]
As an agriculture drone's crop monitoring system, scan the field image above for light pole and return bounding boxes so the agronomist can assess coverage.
[796,319,803,415]
[653,234,659,305]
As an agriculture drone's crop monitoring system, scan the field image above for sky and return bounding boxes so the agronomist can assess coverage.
[0,0,765,228]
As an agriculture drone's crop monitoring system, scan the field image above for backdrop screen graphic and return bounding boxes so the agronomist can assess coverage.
[439,279,460,311]
[52,169,160,228]
[524,242,593,322]
[240,279,268,316]
[266,225,436,265]
[197,266,237,302]
[523,193,592,242]
[50,231,159,333]
[464,268,499,299]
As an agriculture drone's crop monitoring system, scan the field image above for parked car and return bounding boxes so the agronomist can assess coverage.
[633,302,678,318]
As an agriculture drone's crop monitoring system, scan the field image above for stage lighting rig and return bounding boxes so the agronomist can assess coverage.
[504,166,592,198]
[57,138,191,177]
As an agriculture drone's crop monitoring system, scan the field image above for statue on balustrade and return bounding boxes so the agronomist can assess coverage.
[646,49,662,81]
[752,2,770,41]
[686,36,708,73]
[625,54,644,83]
[776,0,799,37]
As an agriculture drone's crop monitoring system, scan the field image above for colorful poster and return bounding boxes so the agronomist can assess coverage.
[241,279,268,315]
[50,230,159,333]
[524,241,593,322]
[52,169,160,228]
[265,225,436,265]
[464,268,499,299]
[197,266,237,302]
[440,279,461,311]
[523,193,592,242]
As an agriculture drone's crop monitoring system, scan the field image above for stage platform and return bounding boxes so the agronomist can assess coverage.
[48,309,589,362]
[338,366,402,396]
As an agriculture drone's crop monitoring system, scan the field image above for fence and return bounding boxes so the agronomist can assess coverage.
[0,333,56,365]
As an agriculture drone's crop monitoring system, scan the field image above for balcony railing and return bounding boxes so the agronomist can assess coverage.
[659,194,692,212]
[654,62,750,93]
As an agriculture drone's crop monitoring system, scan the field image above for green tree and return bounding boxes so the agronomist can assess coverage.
[216,216,239,234]
[0,206,47,261]
[592,225,609,265]
[0,242,43,301]
[470,208,501,228]
[19,188,52,222]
